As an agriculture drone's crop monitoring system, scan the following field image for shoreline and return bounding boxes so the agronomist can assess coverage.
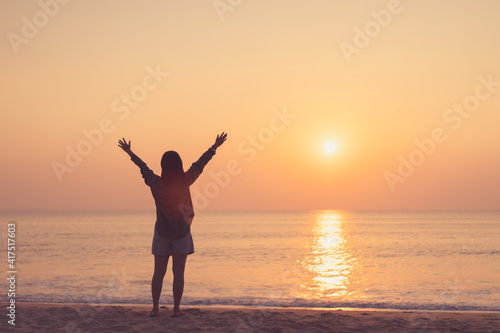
[11,301,500,314]
[8,302,500,332]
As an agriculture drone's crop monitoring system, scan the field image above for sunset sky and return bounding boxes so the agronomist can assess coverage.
[1,0,499,210]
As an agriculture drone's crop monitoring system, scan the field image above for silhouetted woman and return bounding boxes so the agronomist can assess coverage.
[118,133,227,317]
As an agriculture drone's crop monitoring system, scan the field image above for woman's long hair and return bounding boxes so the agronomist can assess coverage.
[161,151,185,185]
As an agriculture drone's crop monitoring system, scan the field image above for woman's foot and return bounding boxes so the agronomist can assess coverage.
[172,309,186,317]
[149,308,160,317]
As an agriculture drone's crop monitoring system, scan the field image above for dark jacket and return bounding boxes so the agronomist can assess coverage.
[131,148,215,239]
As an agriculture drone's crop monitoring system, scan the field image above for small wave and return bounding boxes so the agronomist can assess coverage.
[458,250,500,255]
[8,295,500,312]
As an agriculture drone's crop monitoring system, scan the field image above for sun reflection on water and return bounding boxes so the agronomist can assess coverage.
[299,211,357,299]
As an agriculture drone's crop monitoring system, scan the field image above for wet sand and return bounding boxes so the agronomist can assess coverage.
[6,303,500,332]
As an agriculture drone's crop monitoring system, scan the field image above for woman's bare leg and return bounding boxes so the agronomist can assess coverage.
[172,253,187,317]
[151,255,169,317]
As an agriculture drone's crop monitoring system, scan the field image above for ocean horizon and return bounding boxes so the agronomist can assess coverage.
[1,209,499,312]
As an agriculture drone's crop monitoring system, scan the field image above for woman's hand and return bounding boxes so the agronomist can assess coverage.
[213,132,228,149]
[118,138,132,155]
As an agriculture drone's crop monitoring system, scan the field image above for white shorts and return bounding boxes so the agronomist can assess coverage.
[151,227,194,256]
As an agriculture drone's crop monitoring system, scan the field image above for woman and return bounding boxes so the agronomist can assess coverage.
[118,132,227,317]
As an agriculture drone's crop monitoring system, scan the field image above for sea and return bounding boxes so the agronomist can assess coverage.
[1,210,499,312]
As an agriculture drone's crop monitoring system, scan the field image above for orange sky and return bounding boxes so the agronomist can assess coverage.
[1,0,499,210]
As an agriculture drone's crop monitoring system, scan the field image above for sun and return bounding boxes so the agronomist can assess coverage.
[324,141,337,154]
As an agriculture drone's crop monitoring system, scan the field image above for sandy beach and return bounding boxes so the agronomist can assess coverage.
[6,303,499,333]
